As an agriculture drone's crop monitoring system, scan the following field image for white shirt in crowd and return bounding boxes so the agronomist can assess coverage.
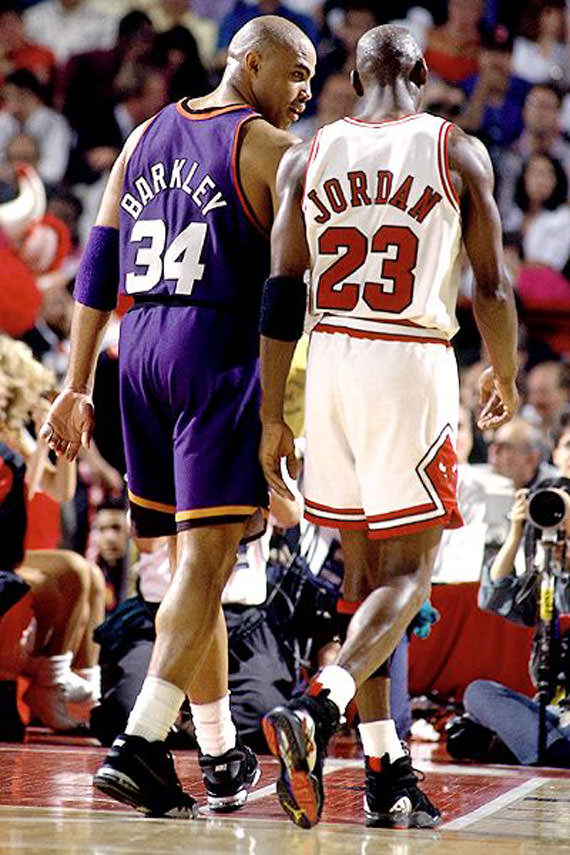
[23,0,118,65]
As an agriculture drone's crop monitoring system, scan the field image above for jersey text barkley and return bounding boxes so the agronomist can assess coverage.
[306,170,444,226]
[121,158,228,220]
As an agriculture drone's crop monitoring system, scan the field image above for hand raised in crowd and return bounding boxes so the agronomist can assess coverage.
[477,366,519,430]
[509,488,529,537]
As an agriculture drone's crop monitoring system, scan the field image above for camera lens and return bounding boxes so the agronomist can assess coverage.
[528,489,567,529]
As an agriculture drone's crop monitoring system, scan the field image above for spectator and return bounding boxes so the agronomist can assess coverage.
[524,361,570,435]
[488,416,558,489]
[424,0,483,85]
[497,85,570,227]
[23,0,118,67]
[512,0,569,87]
[294,71,357,138]
[0,69,72,185]
[422,78,466,121]
[146,0,218,69]
[90,497,130,614]
[152,24,210,102]
[59,10,155,126]
[313,2,377,99]
[448,474,570,767]
[459,22,531,156]
[0,1,56,89]
[507,153,570,272]
[216,0,320,71]
[22,285,73,383]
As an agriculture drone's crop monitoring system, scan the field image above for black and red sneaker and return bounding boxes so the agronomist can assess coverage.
[262,688,340,829]
[364,749,441,829]
[199,742,260,811]
[93,733,198,819]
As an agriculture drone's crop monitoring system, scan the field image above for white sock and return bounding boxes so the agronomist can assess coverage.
[77,665,101,701]
[190,693,236,757]
[125,676,184,743]
[358,719,406,763]
[313,665,356,716]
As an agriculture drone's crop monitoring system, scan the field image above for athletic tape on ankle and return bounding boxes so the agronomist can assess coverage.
[74,225,119,311]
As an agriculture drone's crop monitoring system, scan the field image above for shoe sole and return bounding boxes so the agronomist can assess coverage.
[365,809,442,829]
[262,709,320,829]
[93,768,195,819]
[206,766,262,812]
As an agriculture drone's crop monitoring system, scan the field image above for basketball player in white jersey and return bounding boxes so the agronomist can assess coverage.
[258,25,519,830]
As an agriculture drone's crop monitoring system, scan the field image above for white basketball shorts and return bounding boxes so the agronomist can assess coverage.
[302,329,463,539]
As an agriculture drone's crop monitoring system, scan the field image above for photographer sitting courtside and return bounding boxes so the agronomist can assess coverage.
[447,467,570,766]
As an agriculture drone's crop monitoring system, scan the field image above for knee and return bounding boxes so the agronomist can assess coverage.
[57,551,92,598]
[464,679,499,715]
[89,564,107,605]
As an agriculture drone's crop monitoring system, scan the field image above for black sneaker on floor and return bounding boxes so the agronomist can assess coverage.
[93,733,198,818]
[262,689,340,829]
[199,742,260,811]
[364,750,441,829]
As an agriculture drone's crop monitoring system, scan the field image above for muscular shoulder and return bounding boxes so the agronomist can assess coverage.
[239,118,300,186]
[447,126,494,198]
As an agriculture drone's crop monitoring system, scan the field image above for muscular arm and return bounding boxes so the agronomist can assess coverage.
[449,128,519,427]
[258,141,311,497]
[42,120,151,458]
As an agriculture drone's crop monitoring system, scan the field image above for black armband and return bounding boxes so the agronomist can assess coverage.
[259,275,306,341]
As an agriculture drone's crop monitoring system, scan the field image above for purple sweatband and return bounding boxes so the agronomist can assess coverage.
[74,225,120,311]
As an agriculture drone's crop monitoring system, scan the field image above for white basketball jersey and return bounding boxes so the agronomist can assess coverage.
[302,112,462,343]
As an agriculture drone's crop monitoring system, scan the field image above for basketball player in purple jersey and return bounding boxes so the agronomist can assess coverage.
[41,16,316,818]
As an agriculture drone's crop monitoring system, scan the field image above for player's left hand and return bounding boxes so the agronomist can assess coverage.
[259,419,298,501]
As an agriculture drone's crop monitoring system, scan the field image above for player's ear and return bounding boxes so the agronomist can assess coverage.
[351,69,363,97]
[244,49,262,76]
[410,58,428,89]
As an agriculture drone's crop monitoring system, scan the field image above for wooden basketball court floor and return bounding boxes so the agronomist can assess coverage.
[2,736,570,855]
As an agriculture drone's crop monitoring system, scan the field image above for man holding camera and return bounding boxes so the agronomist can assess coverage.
[448,413,570,766]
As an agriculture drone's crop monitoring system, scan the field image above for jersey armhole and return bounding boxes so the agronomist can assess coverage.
[437,120,461,214]
[231,114,270,238]
[301,127,324,208]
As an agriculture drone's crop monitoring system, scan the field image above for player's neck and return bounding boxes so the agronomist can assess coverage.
[355,83,418,124]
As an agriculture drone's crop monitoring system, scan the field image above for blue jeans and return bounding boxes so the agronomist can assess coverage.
[464,679,570,765]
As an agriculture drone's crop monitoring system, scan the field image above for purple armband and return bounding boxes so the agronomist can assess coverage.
[74,225,119,311]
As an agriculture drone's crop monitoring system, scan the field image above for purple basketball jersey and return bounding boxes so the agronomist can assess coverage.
[119,101,269,311]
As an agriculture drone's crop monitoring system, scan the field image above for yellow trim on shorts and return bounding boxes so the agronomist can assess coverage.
[175,505,257,522]
[128,489,176,514]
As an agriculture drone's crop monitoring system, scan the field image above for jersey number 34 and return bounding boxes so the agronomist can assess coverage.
[125,219,207,296]
[316,224,418,313]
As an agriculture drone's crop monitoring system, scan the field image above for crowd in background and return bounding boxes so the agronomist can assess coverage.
[2,0,570,760]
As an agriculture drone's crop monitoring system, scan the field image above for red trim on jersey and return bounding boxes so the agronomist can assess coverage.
[304,510,368,529]
[343,113,421,128]
[437,122,461,212]
[366,502,436,523]
[302,127,323,207]
[368,505,463,540]
[313,322,451,347]
[443,122,461,209]
[175,102,254,121]
[304,497,365,516]
[231,114,268,238]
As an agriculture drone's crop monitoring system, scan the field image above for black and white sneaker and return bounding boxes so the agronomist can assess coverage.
[199,742,260,811]
[364,750,441,829]
[262,688,340,829]
[93,733,198,818]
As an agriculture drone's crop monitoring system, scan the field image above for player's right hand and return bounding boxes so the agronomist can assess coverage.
[477,367,519,430]
[259,419,298,501]
[39,389,94,461]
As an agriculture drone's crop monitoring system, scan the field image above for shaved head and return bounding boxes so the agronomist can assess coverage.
[228,15,313,62]
[356,24,425,87]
